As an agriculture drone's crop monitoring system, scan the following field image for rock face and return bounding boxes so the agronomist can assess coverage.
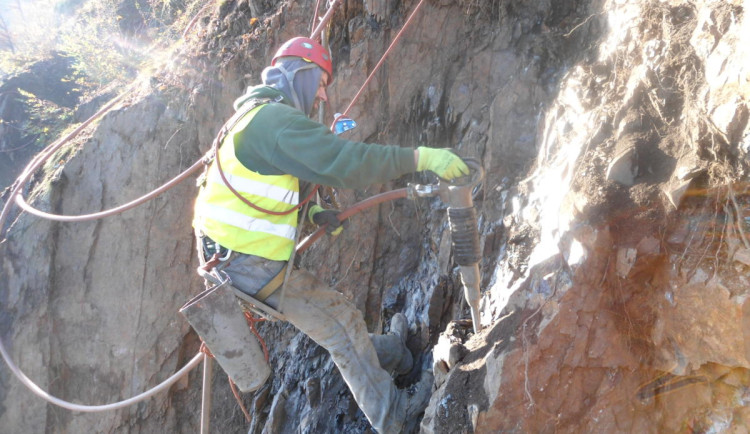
[424,0,750,433]
[1,0,749,433]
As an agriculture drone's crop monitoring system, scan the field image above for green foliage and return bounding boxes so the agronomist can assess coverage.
[15,88,74,148]
[58,0,139,86]
[0,0,207,158]
[1,0,206,90]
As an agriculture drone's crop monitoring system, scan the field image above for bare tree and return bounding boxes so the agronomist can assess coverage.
[0,15,15,53]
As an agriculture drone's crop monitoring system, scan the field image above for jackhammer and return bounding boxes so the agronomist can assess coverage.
[408,158,485,333]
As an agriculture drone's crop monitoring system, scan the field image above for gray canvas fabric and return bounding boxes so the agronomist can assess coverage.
[223,252,286,295]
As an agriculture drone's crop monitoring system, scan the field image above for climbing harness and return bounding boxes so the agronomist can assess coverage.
[330,0,427,130]
[206,95,321,216]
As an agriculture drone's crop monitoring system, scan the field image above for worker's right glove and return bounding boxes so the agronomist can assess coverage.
[416,147,470,180]
[309,205,348,236]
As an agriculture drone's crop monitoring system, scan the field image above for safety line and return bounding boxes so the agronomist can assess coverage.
[311,0,342,40]
[0,345,203,412]
[7,0,423,224]
[331,0,427,129]
[0,137,36,153]
[0,2,350,414]
[1,84,134,237]
[183,1,216,40]
[310,0,323,34]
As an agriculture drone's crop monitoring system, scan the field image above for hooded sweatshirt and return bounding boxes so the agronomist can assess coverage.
[227,85,417,190]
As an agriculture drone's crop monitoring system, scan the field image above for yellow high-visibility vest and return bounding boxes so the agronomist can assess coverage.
[193,104,299,261]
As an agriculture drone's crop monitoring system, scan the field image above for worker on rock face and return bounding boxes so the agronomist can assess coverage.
[192,36,468,433]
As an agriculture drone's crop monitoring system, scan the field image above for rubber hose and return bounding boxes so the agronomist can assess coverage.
[297,188,408,253]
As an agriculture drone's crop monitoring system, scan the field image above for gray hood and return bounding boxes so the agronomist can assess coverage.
[259,57,322,116]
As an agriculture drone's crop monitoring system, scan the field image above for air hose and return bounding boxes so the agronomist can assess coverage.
[297,188,408,252]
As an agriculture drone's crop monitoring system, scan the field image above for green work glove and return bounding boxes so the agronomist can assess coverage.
[416,147,470,180]
[308,205,348,236]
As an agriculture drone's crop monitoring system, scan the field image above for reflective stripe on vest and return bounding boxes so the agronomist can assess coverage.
[193,104,300,261]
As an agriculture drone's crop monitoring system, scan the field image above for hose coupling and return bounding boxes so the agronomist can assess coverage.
[406,182,440,199]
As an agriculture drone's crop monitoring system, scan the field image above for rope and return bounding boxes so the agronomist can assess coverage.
[6,0,419,223]
[311,0,342,40]
[331,0,427,130]
[201,310,267,423]
[183,1,216,40]
[229,378,252,422]
[14,158,204,221]
[0,348,204,412]
[243,311,269,362]
[310,0,323,34]
[199,341,214,359]
[0,138,36,153]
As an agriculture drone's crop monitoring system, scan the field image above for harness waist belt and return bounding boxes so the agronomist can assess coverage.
[254,264,287,302]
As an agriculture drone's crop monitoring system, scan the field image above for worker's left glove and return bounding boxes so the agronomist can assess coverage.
[309,205,348,236]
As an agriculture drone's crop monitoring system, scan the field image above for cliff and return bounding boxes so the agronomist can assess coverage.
[1,0,749,433]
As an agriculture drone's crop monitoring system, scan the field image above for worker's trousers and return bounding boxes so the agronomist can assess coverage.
[223,253,407,433]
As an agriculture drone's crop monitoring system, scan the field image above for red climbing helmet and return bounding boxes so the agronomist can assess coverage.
[272,37,333,85]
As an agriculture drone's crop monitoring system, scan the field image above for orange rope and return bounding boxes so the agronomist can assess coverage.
[311,0,322,34]
[199,341,214,359]
[229,378,253,422]
[331,0,428,129]
[244,312,269,362]
[223,311,269,423]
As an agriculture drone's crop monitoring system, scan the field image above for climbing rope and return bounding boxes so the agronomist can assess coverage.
[0,0,428,418]
[183,1,216,40]
[0,346,203,412]
[229,379,253,423]
[0,138,36,153]
[331,0,427,129]
[244,312,270,362]
[7,0,426,225]
[311,0,342,40]
[310,0,323,34]
[228,311,270,424]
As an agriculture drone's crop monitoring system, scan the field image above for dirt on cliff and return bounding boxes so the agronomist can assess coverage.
[1,0,749,433]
